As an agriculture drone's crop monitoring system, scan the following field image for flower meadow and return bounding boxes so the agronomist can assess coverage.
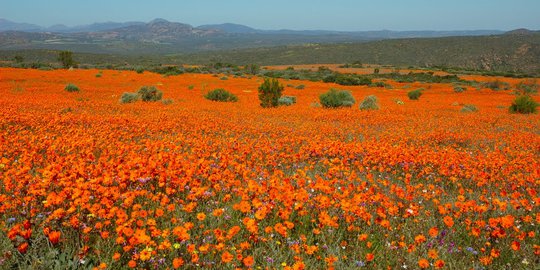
[0,67,538,269]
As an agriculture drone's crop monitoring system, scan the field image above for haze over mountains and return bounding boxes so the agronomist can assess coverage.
[0,18,517,54]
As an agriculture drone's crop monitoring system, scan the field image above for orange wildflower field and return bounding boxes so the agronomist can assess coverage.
[0,67,539,269]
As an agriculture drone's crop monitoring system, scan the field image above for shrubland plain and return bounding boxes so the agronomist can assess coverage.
[0,67,539,269]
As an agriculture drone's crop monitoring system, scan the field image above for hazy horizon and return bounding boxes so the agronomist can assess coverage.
[1,0,539,31]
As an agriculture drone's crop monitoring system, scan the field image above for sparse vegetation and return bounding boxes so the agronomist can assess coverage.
[64,83,80,92]
[359,95,379,110]
[509,95,539,114]
[205,88,238,102]
[278,96,297,106]
[407,88,423,100]
[137,86,163,102]
[58,51,75,69]
[461,104,478,113]
[120,92,139,104]
[258,78,284,108]
[319,88,355,108]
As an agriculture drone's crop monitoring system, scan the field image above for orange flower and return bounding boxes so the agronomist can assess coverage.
[511,241,520,251]
[196,212,206,221]
[173,258,184,269]
[48,230,61,245]
[366,253,374,262]
[428,249,438,259]
[443,216,454,228]
[434,260,445,268]
[418,258,429,269]
[17,242,29,254]
[127,260,137,268]
[243,256,254,267]
[222,251,234,263]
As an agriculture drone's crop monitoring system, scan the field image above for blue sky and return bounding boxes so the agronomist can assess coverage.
[1,0,539,31]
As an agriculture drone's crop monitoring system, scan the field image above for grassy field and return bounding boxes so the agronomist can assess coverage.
[0,67,539,269]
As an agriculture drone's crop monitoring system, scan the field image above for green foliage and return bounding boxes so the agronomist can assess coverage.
[64,83,80,92]
[359,95,379,110]
[258,78,284,108]
[407,89,423,100]
[120,92,139,104]
[95,72,102,78]
[483,80,509,91]
[188,84,195,90]
[244,64,260,75]
[515,80,538,94]
[454,86,466,93]
[58,51,75,68]
[220,76,229,80]
[14,55,24,63]
[161,98,174,105]
[295,84,305,90]
[278,96,297,106]
[319,88,355,108]
[461,104,478,113]
[323,74,371,86]
[135,67,145,74]
[205,88,238,102]
[137,86,163,102]
[509,95,539,114]
[373,68,380,74]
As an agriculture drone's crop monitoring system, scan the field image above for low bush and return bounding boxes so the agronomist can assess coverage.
[137,86,163,102]
[64,84,80,92]
[278,96,297,106]
[258,78,284,108]
[454,86,466,93]
[120,92,139,104]
[319,89,355,108]
[205,88,238,102]
[295,84,305,90]
[509,95,539,114]
[359,95,379,110]
[461,104,478,113]
[407,89,423,100]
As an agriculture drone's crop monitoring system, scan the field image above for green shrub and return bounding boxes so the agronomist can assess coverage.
[278,96,297,106]
[258,78,284,108]
[135,67,144,74]
[515,80,538,94]
[359,95,379,110]
[120,92,139,104]
[161,98,174,105]
[220,76,229,80]
[319,88,355,108]
[64,83,80,92]
[205,88,238,102]
[461,104,478,113]
[407,89,423,100]
[454,86,466,93]
[137,86,163,102]
[95,73,102,78]
[188,84,195,90]
[509,95,539,114]
[484,80,509,91]
[295,84,305,90]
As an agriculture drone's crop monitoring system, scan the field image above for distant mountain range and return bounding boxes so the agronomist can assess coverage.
[1,18,523,54]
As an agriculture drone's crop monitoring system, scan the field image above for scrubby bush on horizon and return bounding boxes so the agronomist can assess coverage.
[407,89,423,100]
[319,88,355,108]
[137,86,163,102]
[359,95,379,110]
[58,51,75,69]
[205,88,238,102]
[509,95,539,114]
[64,83,79,92]
[258,78,284,108]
